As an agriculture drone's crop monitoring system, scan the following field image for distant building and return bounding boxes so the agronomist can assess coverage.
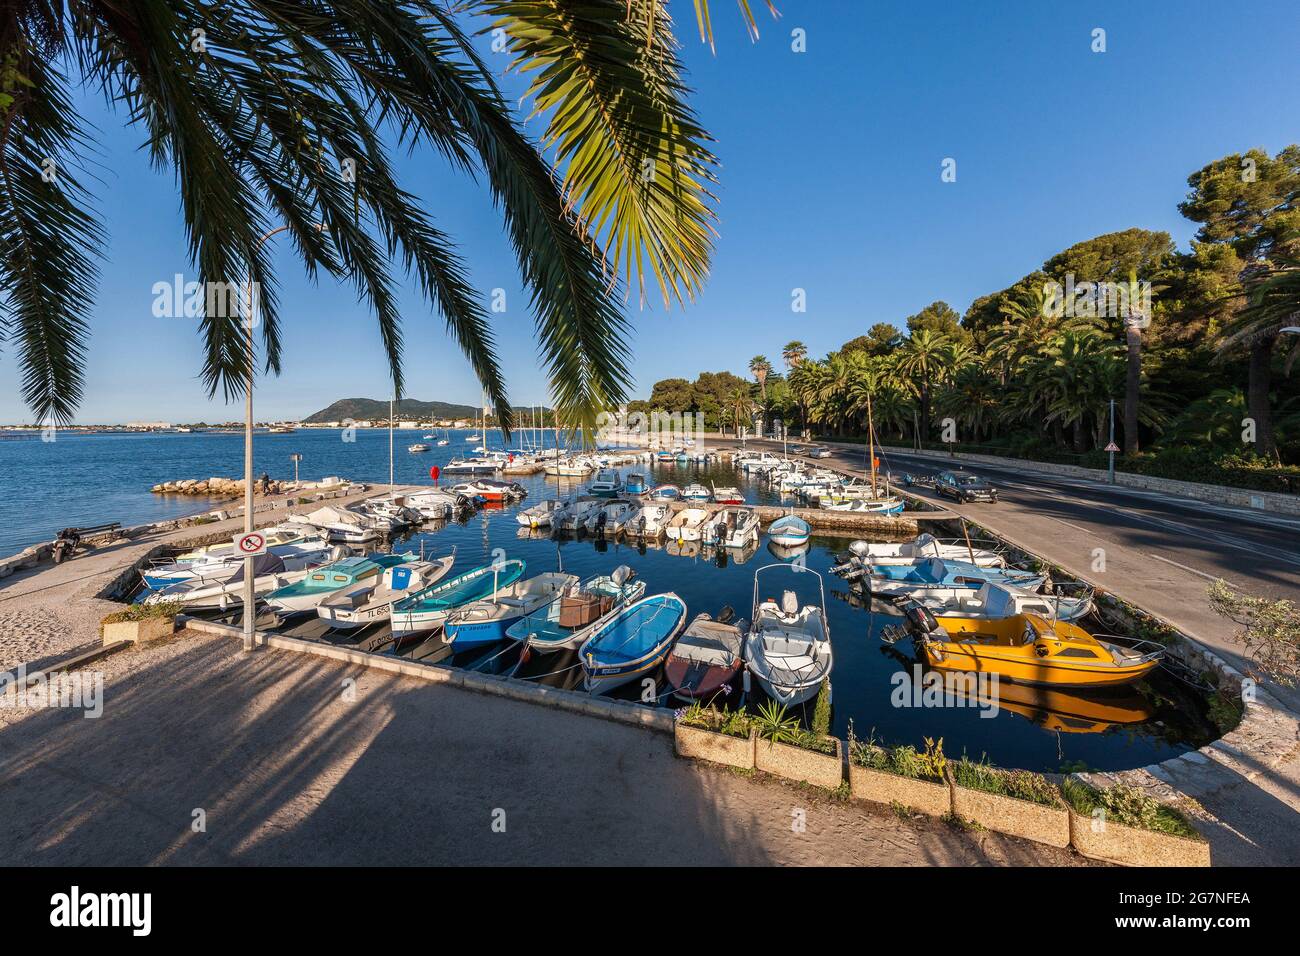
[126,421,171,429]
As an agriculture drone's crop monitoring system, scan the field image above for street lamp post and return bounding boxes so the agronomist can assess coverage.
[241,222,327,652]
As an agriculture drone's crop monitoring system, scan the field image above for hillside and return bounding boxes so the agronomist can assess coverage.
[302,398,480,423]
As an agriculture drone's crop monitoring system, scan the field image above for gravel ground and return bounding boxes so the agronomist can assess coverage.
[0,629,1087,866]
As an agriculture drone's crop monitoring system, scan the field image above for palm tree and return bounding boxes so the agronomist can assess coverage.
[1,1,763,430]
[781,340,808,434]
[1119,269,1155,454]
[727,385,755,439]
[1225,250,1300,460]
[895,328,950,442]
[748,354,772,433]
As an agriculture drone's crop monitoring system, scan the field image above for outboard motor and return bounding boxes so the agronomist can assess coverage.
[636,515,647,536]
[901,601,941,635]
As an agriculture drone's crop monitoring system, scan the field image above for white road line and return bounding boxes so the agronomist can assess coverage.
[1147,553,1236,587]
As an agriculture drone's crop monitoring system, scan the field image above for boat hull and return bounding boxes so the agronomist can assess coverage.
[920,644,1159,687]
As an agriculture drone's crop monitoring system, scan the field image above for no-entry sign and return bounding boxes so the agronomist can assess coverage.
[234,531,267,556]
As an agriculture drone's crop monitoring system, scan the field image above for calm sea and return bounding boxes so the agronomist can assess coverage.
[1,429,1213,771]
[0,427,549,557]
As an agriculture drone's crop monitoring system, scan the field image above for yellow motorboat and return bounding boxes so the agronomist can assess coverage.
[907,609,1163,687]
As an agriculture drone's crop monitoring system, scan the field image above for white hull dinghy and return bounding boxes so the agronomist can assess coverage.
[614,502,671,538]
[845,533,1004,569]
[584,500,635,537]
[517,498,564,528]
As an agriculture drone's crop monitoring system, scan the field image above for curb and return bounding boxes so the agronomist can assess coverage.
[178,616,674,735]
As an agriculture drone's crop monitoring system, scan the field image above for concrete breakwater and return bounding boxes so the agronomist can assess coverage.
[150,475,350,496]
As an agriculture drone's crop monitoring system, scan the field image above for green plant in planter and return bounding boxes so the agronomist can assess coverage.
[952,754,1061,807]
[1062,778,1202,840]
[752,700,802,745]
[848,730,946,782]
[99,601,181,636]
[678,701,751,739]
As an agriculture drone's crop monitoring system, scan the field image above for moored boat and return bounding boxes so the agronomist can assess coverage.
[390,559,526,645]
[664,610,745,700]
[516,498,564,528]
[266,552,414,617]
[865,556,1044,597]
[506,566,645,654]
[681,483,710,501]
[442,572,579,651]
[648,483,680,501]
[898,607,1163,687]
[766,513,811,547]
[317,554,457,630]
[665,506,711,542]
[744,564,832,706]
[579,592,688,693]
[624,473,649,495]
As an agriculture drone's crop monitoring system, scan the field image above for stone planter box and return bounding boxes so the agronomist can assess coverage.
[102,616,175,646]
[674,723,756,770]
[1068,809,1210,867]
[755,736,843,789]
[849,764,951,816]
[952,785,1070,848]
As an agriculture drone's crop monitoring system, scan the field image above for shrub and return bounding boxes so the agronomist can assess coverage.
[1208,580,1299,686]
[952,755,1061,807]
[99,601,181,636]
[677,701,751,739]
[848,728,947,783]
[1062,778,1202,840]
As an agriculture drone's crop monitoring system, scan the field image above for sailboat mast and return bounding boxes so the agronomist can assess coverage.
[389,394,395,496]
[867,391,878,497]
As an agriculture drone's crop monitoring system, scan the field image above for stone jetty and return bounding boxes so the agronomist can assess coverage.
[150,475,350,497]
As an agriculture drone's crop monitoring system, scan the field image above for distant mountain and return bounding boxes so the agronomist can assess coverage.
[302,398,480,423]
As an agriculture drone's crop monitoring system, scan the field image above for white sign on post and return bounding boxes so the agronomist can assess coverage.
[234,531,267,556]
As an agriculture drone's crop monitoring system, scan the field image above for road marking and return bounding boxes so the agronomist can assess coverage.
[1050,516,1097,536]
[1146,552,1236,587]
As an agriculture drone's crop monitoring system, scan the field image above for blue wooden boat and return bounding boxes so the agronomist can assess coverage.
[767,513,811,547]
[579,593,688,694]
[442,572,578,651]
[624,472,649,495]
[867,556,1044,597]
[391,559,525,645]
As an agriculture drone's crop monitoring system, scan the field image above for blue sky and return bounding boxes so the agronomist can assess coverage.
[1,0,1296,424]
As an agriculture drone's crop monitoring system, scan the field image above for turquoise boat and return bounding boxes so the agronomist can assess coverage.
[505,567,646,653]
[265,553,413,617]
[390,559,525,646]
[579,593,688,694]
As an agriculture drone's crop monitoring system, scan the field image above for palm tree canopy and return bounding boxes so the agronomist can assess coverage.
[0,0,769,429]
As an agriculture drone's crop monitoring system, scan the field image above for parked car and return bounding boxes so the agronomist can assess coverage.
[935,470,998,503]
[807,446,833,459]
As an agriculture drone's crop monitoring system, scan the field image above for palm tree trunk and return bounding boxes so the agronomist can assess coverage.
[1124,326,1141,455]
[1073,419,1087,453]
[1248,335,1278,460]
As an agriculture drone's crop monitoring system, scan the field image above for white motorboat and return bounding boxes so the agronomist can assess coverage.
[738,452,781,472]
[665,507,711,542]
[680,483,711,501]
[444,456,500,474]
[144,549,345,611]
[588,468,624,497]
[904,579,1093,622]
[583,500,635,537]
[316,554,457,630]
[402,489,470,520]
[612,502,670,538]
[142,531,335,590]
[846,533,1004,568]
[745,564,833,707]
[544,456,595,477]
[408,443,431,453]
[701,507,760,548]
[288,506,387,544]
[554,497,603,532]
[168,522,316,566]
[516,499,564,528]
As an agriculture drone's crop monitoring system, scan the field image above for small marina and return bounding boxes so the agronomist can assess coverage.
[104,438,1222,774]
